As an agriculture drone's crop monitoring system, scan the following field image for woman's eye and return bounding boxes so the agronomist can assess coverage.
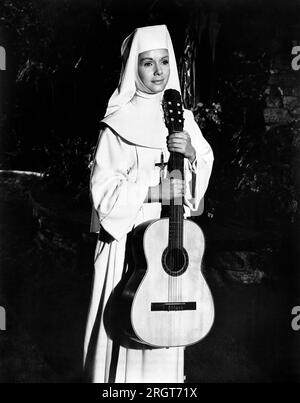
[144,62,152,67]
[162,59,169,65]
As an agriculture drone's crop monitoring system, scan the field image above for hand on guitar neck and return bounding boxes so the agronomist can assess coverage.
[167,130,196,164]
[144,177,185,203]
[144,129,196,204]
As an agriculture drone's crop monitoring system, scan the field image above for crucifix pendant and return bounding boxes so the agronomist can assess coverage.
[155,151,168,181]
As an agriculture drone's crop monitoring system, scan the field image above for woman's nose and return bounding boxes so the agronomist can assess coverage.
[154,63,163,75]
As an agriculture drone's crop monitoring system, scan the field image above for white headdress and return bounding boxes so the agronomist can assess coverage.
[101,25,181,148]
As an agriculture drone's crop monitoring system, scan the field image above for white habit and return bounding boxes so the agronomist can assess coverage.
[83,25,214,383]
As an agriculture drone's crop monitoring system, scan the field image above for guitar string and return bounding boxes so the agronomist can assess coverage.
[172,152,183,308]
[167,99,184,319]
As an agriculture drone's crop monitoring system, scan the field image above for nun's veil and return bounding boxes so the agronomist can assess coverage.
[101,25,182,148]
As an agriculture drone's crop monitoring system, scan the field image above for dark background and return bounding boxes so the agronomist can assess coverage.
[0,0,300,382]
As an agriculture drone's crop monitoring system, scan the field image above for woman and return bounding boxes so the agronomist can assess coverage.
[83,24,214,383]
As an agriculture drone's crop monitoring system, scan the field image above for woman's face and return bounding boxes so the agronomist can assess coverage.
[137,48,170,93]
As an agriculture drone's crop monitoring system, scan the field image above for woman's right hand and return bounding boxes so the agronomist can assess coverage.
[144,178,185,203]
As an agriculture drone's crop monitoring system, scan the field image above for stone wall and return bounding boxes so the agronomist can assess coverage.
[204,28,300,285]
[265,64,299,124]
[264,35,300,149]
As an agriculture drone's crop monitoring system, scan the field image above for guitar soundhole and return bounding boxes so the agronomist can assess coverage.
[162,247,189,277]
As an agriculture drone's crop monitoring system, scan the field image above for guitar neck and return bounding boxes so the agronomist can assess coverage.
[162,89,185,252]
[168,150,184,250]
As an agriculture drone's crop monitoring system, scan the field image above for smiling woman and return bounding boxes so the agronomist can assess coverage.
[137,48,170,93]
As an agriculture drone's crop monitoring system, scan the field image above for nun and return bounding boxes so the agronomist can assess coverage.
[83,24,214,383]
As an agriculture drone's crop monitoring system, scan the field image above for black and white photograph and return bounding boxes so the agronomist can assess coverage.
[0,0,299,385]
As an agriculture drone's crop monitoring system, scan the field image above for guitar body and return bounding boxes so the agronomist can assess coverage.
[122,218,214,348]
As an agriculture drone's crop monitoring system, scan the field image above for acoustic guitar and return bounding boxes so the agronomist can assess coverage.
[104,89,214,349]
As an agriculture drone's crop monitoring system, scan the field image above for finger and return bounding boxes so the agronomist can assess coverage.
[173,186,184,197]
[168,146,185,153]
[171,179,184,185]
[170,185,183,195]
[169,131,190,138]
[182,130,191,138]
[167,144,186,151]
[167,138,187,145]
[173,182,184,191]
[172,177,184,183]
[167,133,187,140]
[168,142,185,148]
[167,138,190,148]
[168,141,186,148]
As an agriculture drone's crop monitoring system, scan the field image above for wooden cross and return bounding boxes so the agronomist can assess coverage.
[155,152,168,181]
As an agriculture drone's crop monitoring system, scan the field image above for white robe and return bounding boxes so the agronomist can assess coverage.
[83,110,214,383]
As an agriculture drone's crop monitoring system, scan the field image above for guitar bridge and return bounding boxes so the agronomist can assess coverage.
[151,302,196,311]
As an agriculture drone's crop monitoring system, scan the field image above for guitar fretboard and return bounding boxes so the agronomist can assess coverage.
[168,151,184,250]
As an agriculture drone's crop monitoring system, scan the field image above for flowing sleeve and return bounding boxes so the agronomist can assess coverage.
[183,110,214,217]
[90,127,149,241]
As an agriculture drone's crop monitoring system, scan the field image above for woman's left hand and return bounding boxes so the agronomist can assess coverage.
[167,131,196,163]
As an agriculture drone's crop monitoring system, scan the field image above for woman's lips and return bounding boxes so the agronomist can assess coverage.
[152,79,164,84]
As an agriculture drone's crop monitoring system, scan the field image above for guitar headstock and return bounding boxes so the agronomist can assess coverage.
[162,89,184,133]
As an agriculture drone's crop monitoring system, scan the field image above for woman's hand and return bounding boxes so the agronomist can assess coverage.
[144,178,185,203]
[167,131,196,163]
